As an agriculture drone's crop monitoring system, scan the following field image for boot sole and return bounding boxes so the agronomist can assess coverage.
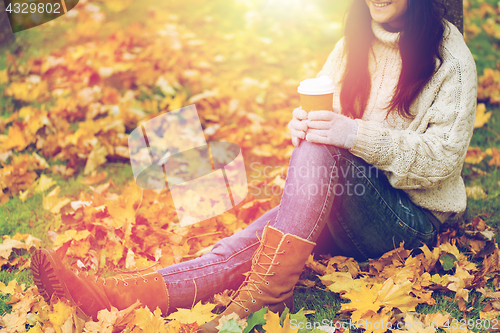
[31,249,76,305]
[32,249,94,321]
[32,249,116,321]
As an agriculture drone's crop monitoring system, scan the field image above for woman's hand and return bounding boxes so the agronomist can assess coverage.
[306,110,358,149]
[288,107,308,147]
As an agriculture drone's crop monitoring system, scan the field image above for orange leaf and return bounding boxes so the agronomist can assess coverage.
[474,103,492,129]
[465,147,487,164]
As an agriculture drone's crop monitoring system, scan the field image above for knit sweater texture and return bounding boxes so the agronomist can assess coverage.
[316,20,477,222]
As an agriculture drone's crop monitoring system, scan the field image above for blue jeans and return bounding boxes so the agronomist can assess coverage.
[156,141,437,310]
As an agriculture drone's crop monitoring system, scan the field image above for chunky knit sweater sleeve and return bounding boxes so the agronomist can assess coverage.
[316,21,477,215]
[351,25,477,189]
[350,51,477,190]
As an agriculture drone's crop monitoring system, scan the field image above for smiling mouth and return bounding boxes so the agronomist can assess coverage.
[373,2,392,7]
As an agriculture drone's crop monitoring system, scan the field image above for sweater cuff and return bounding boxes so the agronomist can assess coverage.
[348,119,386,164]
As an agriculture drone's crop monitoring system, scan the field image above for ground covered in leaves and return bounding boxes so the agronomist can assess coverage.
[1,0,500,332]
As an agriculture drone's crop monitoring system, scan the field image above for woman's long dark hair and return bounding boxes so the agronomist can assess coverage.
[341,0,447,119]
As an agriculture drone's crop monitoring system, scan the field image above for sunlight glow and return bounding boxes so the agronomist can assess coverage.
[265,0,301,8]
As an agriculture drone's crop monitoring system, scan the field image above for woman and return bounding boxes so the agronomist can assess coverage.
[31,0,477,330]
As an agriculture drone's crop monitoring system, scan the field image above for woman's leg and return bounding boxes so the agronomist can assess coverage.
[158,140,342,310]
[157,206,277,310]
[320,147,437,261]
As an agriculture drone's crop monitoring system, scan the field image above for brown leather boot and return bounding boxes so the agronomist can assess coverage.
[200,225,316,332]
[31,248,169,320]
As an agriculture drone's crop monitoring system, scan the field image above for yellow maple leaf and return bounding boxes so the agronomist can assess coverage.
[132,307,167,333]
[377,278,421,313]
[319,272,364,293]
[341,284,383,321]
[0,279,25,295]
[166,301,216,325]
[42,186,71,214]
[474,103,492,129]
[263,311,298,333]
[48,299,75,333]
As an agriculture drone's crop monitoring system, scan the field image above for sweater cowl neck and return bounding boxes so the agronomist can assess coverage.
[371,20,400,49]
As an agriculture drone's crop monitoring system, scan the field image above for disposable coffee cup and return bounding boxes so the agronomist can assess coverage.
[297,76,335,112]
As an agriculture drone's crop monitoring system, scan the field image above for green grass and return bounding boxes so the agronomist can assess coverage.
[0,270,33,316]
[466,0,500,76]
[463,104,500,241]
[0,193,53,246]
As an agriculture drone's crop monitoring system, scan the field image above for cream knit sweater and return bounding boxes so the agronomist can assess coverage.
[317,20,477,222]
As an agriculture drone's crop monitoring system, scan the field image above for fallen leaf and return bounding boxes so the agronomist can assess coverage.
[262,311,298,333]
[166,301,217,325]
[319,272,364,293]
[42,186,71,214]
[474,103,492,128]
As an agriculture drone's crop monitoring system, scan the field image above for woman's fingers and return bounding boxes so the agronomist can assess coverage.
[289,128,306,139]
[293,107,308,120]
[307,110,335,121]
[288,118,307,132]
[306,120,332,130]
[292,136,300,147]
[306,128,328,136]
[306,132,331,145]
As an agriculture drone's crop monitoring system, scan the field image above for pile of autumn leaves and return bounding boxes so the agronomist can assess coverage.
[1,0,500,332]
[2,217,500,333]
[306,218,500,333]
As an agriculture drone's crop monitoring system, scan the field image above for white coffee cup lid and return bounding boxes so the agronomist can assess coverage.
[297,75,335,95]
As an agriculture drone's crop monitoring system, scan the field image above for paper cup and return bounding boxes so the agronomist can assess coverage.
[297,76,335,112]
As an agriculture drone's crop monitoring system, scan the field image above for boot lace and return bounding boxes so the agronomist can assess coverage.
[230,233,284,312]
